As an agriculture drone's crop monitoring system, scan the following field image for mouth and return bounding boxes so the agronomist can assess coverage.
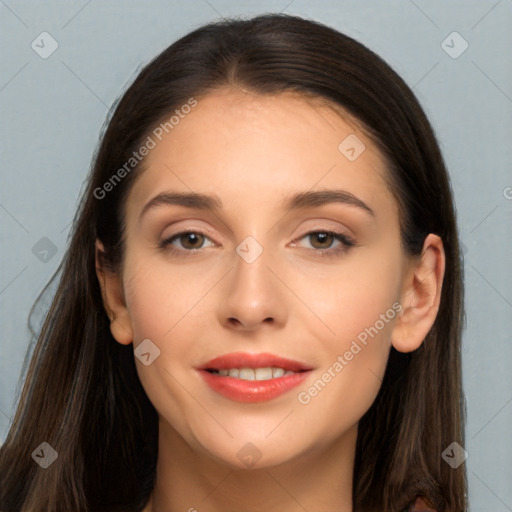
[197,352,313,402]
[204,367,306,380]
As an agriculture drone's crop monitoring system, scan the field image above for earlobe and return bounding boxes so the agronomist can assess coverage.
[391,234,445,353]
[95,239,133,346]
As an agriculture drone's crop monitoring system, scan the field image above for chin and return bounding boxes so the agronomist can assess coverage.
[200,435,309,472]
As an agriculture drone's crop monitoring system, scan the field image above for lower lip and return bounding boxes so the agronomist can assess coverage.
[198,370,311,403]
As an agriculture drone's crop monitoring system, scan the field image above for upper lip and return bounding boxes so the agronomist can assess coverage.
[198,352,313,372]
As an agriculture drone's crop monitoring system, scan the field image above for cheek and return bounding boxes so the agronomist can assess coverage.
[121,253,218,406]
[294,242,403,345]
[289,245,403,423]
[122,252,215,342]
[121,256,216,441]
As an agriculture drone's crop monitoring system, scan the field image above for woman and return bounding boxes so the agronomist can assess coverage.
[0,13,466,512]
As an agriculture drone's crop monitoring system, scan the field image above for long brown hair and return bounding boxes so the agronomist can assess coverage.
[0,14,466,512]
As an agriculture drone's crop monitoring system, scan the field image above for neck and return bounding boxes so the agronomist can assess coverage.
[144,419,356,512]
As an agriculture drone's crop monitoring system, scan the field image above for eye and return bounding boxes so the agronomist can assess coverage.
[159,230,354,257]
[295,231,354,255]
[159,231,215,253]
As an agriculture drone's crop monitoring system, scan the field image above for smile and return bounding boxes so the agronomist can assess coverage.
[198,352,313,402]
[206,367,297,380]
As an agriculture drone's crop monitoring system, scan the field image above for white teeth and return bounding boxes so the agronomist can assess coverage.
[211,367,296,380]
[238,368,255,380]
[255,367,273,380]
[272,367,285,378]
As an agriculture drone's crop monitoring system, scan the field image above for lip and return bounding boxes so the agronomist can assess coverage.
[198,352,313,372]
[197,352,313,403]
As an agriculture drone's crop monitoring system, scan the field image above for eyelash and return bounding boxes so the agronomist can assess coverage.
[158,230,355,257]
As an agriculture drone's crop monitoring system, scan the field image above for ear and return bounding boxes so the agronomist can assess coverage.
[391,233,445,353]
[95,239,133,345]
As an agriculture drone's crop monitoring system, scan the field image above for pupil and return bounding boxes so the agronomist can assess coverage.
[313,232,332,248]
[183,233,202,248]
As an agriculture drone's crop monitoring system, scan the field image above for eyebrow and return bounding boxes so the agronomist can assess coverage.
[139,189,375,221]
[285,189,375,217]
[139,192,223,221]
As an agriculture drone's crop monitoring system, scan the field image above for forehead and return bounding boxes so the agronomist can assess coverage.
[126,88,398,226]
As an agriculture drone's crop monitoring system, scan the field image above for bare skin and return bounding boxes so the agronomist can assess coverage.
[96,87,445,512]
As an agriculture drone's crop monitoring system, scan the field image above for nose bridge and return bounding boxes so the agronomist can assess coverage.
[219,234,287,329]
[234,240,272,296]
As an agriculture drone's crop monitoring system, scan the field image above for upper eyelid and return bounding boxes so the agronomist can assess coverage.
[158,214,354,237]
[163,230,217,246]
[161,223,218,240]
[161,217,351,236]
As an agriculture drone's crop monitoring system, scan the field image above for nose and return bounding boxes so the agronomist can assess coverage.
[217,245,288,332]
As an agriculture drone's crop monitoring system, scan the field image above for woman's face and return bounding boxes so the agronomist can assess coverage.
[114,88,414,469]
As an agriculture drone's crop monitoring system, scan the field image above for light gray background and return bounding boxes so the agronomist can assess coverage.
[1,1,511,510]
